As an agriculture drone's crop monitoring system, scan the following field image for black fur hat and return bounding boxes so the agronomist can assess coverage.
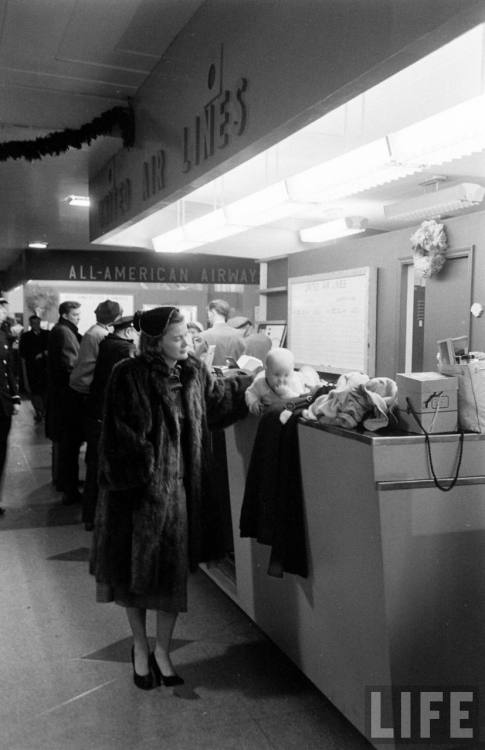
[133,306,180,336]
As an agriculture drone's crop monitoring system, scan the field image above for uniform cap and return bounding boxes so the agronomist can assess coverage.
[112,315,134,330]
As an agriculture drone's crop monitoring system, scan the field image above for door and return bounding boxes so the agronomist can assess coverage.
[422,250,473,371]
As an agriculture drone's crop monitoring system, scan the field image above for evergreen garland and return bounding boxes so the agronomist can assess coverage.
[0,105,134,162]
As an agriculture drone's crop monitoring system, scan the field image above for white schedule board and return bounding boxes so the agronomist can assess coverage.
[288,267,377,375]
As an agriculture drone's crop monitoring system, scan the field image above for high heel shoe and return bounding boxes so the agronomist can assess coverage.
[131,646,155,690]
[149,652,184,687]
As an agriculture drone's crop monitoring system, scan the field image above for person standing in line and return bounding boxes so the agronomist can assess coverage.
[90,306,251,689]
[19,315,49,422]
[227,315,272,364]
[200,299,245,367]
[0,297,21,516]
[46,301,82,492]
[61,300,122,508]
[83,315,138,531]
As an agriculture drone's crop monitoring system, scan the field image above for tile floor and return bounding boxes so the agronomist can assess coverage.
[0,403,375,749]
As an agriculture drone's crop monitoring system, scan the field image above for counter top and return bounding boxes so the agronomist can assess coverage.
[299,418,485,446]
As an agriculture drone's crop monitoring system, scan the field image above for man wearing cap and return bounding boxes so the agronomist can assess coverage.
[59,299,122,507]
[0,297,21,515]
[83,315,137,530]
[228,315,272,364]
[200,299,245,367]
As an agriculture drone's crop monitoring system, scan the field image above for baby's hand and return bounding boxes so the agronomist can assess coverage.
[249,401,263,416]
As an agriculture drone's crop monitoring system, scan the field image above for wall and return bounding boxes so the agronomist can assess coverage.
[274,210,485,379]
[22,280,260,332]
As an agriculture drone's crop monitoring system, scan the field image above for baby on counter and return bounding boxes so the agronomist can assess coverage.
[245,347,320,415]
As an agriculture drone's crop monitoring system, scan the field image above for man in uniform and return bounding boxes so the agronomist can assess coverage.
[19,314,49,422]
[0,297,21,515]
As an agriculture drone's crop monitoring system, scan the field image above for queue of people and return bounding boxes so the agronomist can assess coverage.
[0,294,287,689]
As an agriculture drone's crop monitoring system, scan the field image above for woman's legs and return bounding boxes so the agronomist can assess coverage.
[125,607,150,676]
[154,610,178,676]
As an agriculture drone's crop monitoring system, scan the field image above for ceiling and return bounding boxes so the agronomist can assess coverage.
[0,2,485,272]
[0,0,204,271]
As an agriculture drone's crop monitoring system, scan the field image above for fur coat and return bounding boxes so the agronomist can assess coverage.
[90,352,250,602]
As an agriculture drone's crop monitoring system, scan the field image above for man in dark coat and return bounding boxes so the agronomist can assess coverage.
[19,315,49,422]
[0,297,21,515]
[83,315,137,530]
[62,299,121,507]
[45,300,82,492]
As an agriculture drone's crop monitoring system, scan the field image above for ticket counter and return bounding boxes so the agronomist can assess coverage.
[205,418,485,749]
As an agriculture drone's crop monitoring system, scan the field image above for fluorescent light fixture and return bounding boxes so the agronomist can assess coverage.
[225,181,327,226]
[28,241,48,249]
[389,94,485,168]
[383,182,485,223]
[287,139,420,203]
[66,195,90,207]
[183,209,244,241]
[152,227,202,253]
[300,216,368,243]
[225,182,293,225]
[153,209,246,252]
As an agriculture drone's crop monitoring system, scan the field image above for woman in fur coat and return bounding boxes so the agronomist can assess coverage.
[90,306,251,690]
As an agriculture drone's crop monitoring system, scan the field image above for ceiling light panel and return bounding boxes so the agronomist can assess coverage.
[287,139,420,203]
[300,216,367,243]
[389,94,485,167]
[383,182,485,223]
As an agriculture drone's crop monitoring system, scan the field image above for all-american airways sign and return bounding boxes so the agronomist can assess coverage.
[67,262,257,285]
[12,250,259,287]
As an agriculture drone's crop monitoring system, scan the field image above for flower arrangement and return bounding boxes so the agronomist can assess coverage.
[410,219,448,278]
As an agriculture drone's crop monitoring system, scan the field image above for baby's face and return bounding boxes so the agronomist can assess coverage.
[266,364,293,393]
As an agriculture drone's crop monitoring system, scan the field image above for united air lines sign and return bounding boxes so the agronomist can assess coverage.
[90,46,249,240]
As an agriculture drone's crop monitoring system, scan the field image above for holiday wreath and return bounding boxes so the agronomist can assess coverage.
[410,219,448,278]
[0,105,134,163]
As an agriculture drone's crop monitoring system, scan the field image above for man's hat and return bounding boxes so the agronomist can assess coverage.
[95,299,122,324]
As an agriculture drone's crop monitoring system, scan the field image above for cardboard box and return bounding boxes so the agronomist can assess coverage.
[396,371,458,434]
